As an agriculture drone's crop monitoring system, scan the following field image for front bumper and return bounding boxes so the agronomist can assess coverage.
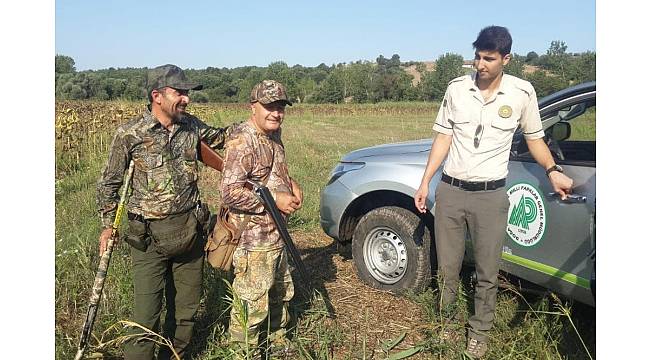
[319,180,357,240]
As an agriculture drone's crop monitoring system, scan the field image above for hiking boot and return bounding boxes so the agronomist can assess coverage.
[465,338,488,358]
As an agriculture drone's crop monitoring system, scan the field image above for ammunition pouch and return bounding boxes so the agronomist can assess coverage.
[204,206,250,272]
[148,209,199,257]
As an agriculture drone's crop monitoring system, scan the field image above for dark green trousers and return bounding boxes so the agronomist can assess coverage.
[124,215,204,360]
[434,181,509,342]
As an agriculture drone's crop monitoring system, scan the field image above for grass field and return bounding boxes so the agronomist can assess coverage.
[55,100,595,359]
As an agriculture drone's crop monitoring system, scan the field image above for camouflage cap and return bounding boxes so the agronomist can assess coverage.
[250,80,292,106]
[147,64,203,94]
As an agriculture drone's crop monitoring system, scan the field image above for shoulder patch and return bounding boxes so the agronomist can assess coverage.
[447,75,468,86]
[510,76,535,96]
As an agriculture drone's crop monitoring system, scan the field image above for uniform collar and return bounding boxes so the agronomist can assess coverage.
[468,72,512,103]
[469,72,509,93]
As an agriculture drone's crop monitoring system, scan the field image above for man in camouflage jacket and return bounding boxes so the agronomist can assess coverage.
[96,64,231,359]
[220,80,302,355]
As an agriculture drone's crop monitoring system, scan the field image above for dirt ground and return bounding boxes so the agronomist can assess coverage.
[291,230,432,359]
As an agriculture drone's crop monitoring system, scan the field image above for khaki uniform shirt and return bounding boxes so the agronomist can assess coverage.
[220,122,293,251]
[96,108,229,227]
[433,73,544,181]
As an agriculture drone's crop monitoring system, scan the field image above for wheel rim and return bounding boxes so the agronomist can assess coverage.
[362,226,408,284]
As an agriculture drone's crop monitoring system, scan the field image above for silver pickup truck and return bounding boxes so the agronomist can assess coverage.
[320,82,596,306]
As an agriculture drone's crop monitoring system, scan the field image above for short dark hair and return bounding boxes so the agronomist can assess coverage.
[472,26,512,56]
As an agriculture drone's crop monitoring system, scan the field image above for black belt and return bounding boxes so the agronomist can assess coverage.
[441,173,506,191]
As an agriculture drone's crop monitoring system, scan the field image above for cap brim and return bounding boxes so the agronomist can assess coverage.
[172,82,203,91]
[258,99,293,106]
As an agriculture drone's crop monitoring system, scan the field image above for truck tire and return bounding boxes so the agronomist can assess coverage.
[352,206,433,294]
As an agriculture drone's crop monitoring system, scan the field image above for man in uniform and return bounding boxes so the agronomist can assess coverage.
[97,64,231,359]
[220,80,302,357]
[414,26,574,358]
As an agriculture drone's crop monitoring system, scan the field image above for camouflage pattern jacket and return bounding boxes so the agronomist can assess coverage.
[220,121,293,250]
[97,107,228,227]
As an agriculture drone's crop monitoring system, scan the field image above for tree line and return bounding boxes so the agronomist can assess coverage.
[56,41,595,103]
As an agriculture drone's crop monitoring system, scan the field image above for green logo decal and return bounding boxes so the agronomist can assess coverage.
[506,183,546,247]
[508,195,537,230]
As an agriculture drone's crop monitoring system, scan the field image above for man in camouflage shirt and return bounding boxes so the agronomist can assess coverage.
[220,80,302,356]
[96,64,231,359]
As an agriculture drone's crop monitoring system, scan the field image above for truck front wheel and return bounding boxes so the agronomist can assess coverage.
[351,206,433,294]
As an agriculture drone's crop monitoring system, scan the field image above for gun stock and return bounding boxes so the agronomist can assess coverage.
[199,141,224,172]
[75,161,135,360]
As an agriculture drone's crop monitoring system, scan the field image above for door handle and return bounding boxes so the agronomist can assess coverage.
[547,192,587,203]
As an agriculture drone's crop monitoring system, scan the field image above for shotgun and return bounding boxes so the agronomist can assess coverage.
[247,180,311,292]
[74,161,135,360]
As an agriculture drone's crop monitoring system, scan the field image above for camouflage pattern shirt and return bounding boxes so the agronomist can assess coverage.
[220,121,293,250]
[97,107,229,227]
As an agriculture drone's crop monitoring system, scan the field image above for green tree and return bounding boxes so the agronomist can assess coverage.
[123,81,145,100]
[237,68,265,102]
[314,70,344,103]
[525,70,569,97]
[69,84,87,99]
[265,61,298,94]
[571,51,596,83]
[295,77,317,103]
[543,40,571,81]
[420,53,464,101]
[55,55,76,74]
[55,73,75,98]
[341,62,373,102]
[367,53,413,102]
[525,51,539,63]
[190,90,209,103]
[548,40,568,56]
[504,54,525,78]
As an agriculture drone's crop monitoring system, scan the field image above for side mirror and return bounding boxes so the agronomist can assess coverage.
[559,103,587,121]
[550,122,571,142]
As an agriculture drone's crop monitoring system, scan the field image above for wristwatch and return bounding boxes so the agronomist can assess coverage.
[545,164,564,177]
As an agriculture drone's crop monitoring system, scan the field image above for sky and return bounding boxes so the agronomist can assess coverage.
[55,0,596,71]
